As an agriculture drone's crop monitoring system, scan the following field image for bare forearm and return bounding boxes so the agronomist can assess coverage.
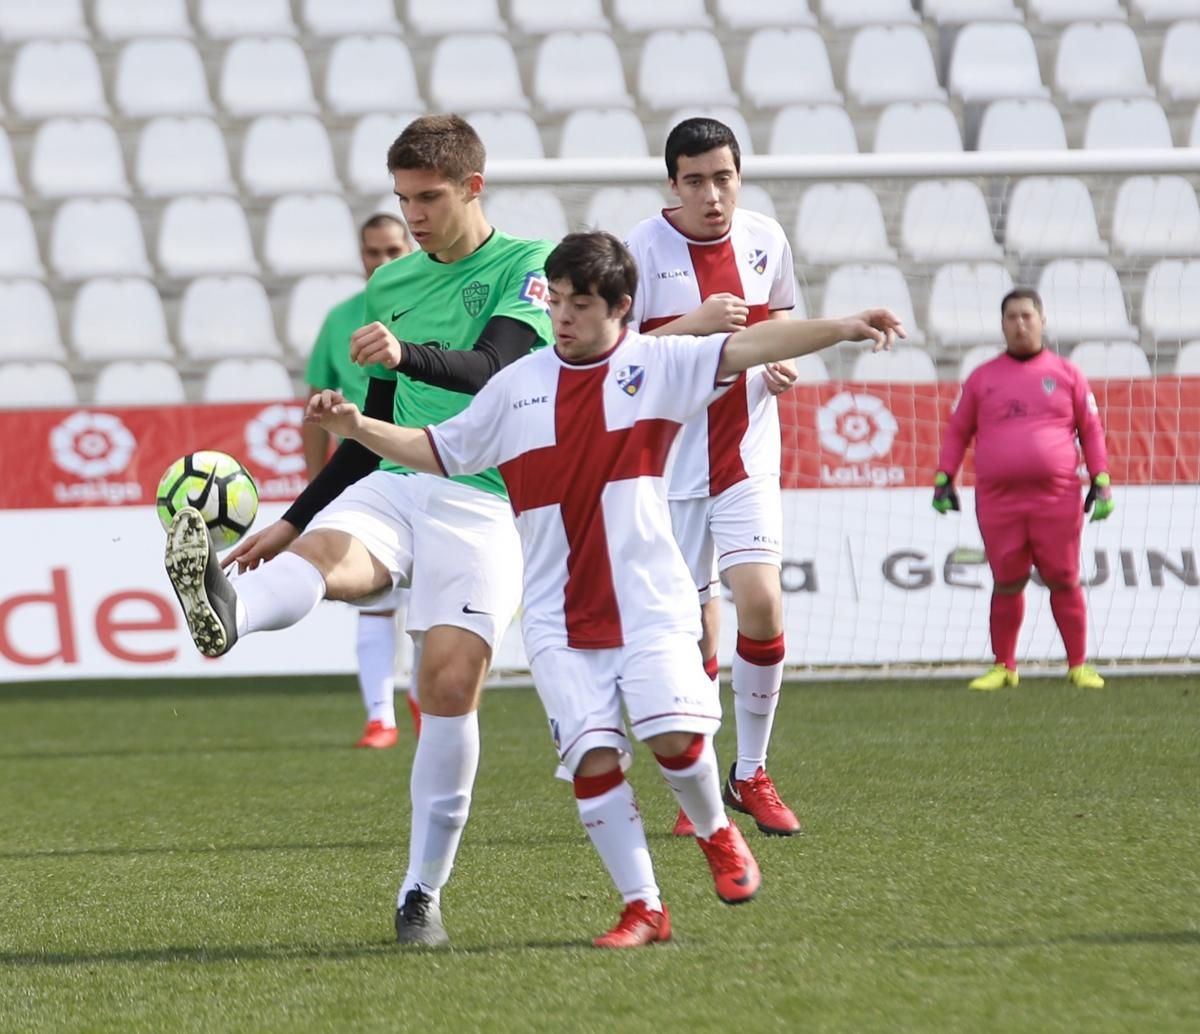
[302,421,330,481]
[348,417,440,473]
[645,311,709,337]
[718,318,848,378]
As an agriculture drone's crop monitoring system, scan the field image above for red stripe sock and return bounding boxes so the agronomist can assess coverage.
[703,655,719,682]
[1050,585,1088,669]
[736,632,785,666]
[989,592,1024,670]
[574,767,624,799]
[654,733,706,771]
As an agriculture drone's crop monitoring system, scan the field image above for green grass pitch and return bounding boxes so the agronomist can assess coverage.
[1,675,1197,1034]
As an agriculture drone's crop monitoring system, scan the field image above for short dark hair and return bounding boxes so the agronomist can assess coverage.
[545,232,638,325]
[386,114,485,181]
[360,212,407,241]
[664,117,742,181]
[1001,288,1045,317]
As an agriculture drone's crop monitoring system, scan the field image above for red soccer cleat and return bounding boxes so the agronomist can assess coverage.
[723,765,802,836]
[672,807,696,837]
[354,720,398,749]
[593,901,672,949]
[697,821,761,904]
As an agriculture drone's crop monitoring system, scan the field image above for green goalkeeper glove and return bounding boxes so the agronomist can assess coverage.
[1084,472,1114,522]
[932,471,960,515]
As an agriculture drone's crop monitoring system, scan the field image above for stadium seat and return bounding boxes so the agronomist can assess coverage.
[467,111,545,160]
[1037,259,1137,342]
[585,187,668,239]
[325,37,422,116]
[846,26,946,106]
[484,190,569,244]
[769,104,858,155]
[1054,22,1153,102]
[1068,341,1152,379]
[407,0,505,34]
[638,31,737,111]
[739,185,779,221]
[901,181,1001,262]
[30,118,129,198]
[822,264,924,344]
[512,0,608,32]
[1005,177,1109,258]
[613,0,710,30]
[1112,176,1200,257]
[949,24,1049,103]
[301,0,400,35]
[851,348,938,383]
[198,0,296,37]
[976,98,1068,150]
[1029,0,1125,22]
[559,108,649,158]
[219,37,317,116]
[71,278,172,360]
[136,117,236,197]
[114,38,213,117]
[741,29,842,107]
[202,358,294,402]
[10,40,108,118]
[1191,108,1200,148]
[180,276,281,359]
[1173,341,1200,375]
[0,280,65,360]
[958,346,1002,381]
[286,274,365,356]
[241,116,341,196]
[0,0,86,39]
[927,262,1013,349]
[347,112,421,193]
[0,131,17,197]
[0,362,77,408]
[1159,22,1200,102]
[94,0,192,38]
[664,107,754,154]
[1129,0,1200,21]
[1083,98,1173,149]
[795,184,896,264]
[263,195,360,276]
[0,203,44,277]
[430,34,528,111]
[93,360,187,404]
[51,199,151,280]
[819,0,917,27]
[534,32,632,111]
[873,102,962,153]
[923,0,1021,21]
[158,196,259,277]
[1142,260,1200,342]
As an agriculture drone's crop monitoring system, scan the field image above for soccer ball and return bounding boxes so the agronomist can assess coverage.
[156,451,259,550]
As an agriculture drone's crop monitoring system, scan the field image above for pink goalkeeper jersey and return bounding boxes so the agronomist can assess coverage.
[625,207,795,500]
[938,349,1109,498]
[426,329,731,661]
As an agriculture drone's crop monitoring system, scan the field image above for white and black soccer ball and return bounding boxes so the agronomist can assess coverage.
[155,451,259,550]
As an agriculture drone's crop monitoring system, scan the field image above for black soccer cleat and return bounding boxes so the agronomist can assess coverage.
[164,506,239,658]
[395,888,450,947]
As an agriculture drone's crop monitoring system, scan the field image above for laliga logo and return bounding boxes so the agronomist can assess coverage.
[49,411,136,478]
[245,404,305,475]
[817,392,897,461]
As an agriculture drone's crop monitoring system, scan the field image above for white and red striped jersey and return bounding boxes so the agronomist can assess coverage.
[625,207,796,499]
[426,329,731,660]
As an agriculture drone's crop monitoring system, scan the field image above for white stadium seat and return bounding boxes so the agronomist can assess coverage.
[949,24,1049,103]
[1159,22,1200,102]
[512,0,609,33]
[94,361,187,405]
[1191,108,1200,148]
[484,190,569,244]
[302,0,400,35]
[467,111,546,160]
[924,0,1022,21]
[742,29,842,106]
[796,184,896,264]
[959,346,1003,381]
[136,117,236,197]
[1005,177,1109,258]
[1054,22,1153,102]
[180,276,281,359]
[115,39,213,117]
[348,112,421,194]
[1142,260,1200,342]
[613,0,711,31]
[202,358,294,402]
[51,199,151,280]
[10,40,108,118]
[95,0,192,38]
[1068,341,1152,379]
[873,102,962,153]
[1174,341,1200,375]
[927,263,1014,349]
[716,0,815,29]
[1037,259,1137,342]
[559,108,649,158]
[430,34,528,111]
[0,0,86,39]
[901,181,1001,262]
[0,130,17,197]
[219,38,317,116]
[158,196,259,277]
[976,99,1068,151]
[585,187,668,239]
[30,118,129,198]
[199,0,296,37]
[851,348,938,383]
[822,264,924,343]
[738,185,778,222]
[534,32,632,111]
[0,280,65,360]
[790,353,829,382]
[1084,98,1173,149]
[0,362,77,408]
[0,203,44,277]
[1129,0,1200,21]
[286,274,365,356]
[263,195,360,276]
[71,278,172,360]
[1029,0,1125,22]
[1112,177,1200,258]
[638,31,737,110]
[241,116,341,196]
[820,0,917,27]
[769,104,858,155]
[664,107,754,154]
[407,0,505,35]
[846,26,946,106]
[325,37,422,116]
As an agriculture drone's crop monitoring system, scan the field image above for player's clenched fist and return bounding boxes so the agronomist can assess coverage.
[349,321,404,368]
[305,388,363,439]
[695,292,751,333]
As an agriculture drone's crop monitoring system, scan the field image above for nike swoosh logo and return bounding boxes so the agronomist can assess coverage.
[391,307,414,322]
[187,468,218,511]
[461,604,491,615]
[727,782,742,805]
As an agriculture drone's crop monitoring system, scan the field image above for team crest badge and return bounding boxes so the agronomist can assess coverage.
[462,280,490,317]
[748,249,768,275]
[1042,376,1056,394]
[616,365,645,396]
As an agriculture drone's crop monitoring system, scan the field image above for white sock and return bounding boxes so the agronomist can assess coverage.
[577,781,661,911]
[356,612,396,727]
[232,552,326,636]
[399,712,479,903]
[657,737,728,840]
[406,634,422,705]
[732,638,784,781]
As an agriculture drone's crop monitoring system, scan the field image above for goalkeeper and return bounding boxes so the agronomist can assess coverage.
[932,289,1114,690]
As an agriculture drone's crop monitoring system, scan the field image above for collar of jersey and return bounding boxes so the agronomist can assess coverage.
[660,207,734,246]
[553,328,628,367]
[424,227,498,267]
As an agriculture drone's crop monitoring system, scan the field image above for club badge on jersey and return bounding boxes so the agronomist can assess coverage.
[616,365,645,397]
[462,280,489,317]
[748,249,768,275]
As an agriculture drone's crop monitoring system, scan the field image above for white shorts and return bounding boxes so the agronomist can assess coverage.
[530,633,722,775]
[307,470,522,652]
[669,475,783,604]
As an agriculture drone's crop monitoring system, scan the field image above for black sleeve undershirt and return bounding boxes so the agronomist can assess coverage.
[393,315,541,394]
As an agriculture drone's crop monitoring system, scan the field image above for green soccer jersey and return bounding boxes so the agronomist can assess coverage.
[364,230,555,498]
[305,289,370,410]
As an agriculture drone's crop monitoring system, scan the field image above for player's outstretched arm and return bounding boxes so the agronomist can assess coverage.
[306,390,440,474]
